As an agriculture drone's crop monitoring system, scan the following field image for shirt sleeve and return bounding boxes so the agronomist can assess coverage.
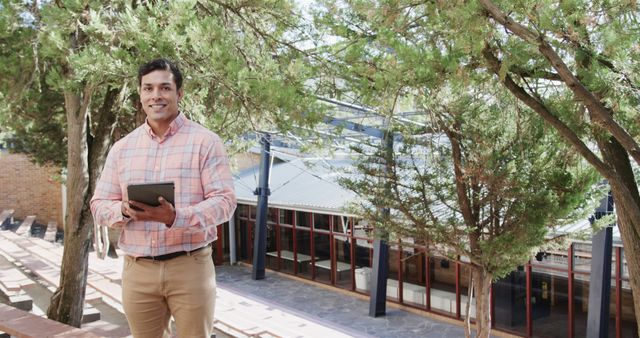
[90,143,130,229]
[169,137,237,229]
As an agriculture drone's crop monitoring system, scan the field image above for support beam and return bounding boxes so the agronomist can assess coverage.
[229,212,237,265]
[369,130,393,317]
[586,193,614,338]
[252,133,271,280]
[369,237,389,317]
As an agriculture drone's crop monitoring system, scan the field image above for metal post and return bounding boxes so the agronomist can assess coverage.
[252,133,271,280]
[586,193,614,338]
[369,130,393,317]
[229,212,236,265]
[369,237,389,317]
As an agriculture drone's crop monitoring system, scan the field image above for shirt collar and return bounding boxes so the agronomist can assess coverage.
[143,112,187,139]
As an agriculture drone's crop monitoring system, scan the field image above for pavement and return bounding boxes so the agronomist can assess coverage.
[215,264,470,338]
[0,215,473,338]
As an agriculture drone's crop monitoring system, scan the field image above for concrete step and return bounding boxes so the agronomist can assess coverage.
[0,210,14,227]
[43,221,58,242]
[15,216,36,237]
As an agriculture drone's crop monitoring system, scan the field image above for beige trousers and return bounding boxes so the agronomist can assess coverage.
[122,246,216,338]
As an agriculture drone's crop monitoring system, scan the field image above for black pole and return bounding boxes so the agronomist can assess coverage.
[586,193,614,338]
[252,133,271,280]
[369,131,393,317]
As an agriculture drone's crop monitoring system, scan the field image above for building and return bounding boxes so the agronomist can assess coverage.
[209,150,637,338]
[0,148,64,227]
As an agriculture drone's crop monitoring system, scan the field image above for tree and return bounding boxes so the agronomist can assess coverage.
[312,2,598,337]
[438,0,640,331]
[1,0,316,327]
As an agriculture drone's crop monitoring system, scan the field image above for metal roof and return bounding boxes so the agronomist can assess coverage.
[233,157,359,216]
[233,153,620,246]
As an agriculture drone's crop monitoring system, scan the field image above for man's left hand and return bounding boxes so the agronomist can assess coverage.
[126,197,176,227]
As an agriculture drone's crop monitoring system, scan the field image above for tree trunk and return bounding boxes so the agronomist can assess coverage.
[610,188,640,335]
[46,90,92,327]
[483,42,640,333]
[470,267,492,338]
[599,136,640,335]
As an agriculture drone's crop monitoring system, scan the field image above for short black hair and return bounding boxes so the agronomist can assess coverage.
[138,58,183,90]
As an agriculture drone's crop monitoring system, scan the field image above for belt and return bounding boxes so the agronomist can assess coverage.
[139,246,206,261]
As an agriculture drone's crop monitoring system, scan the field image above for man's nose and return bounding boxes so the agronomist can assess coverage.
[151,88,162,99]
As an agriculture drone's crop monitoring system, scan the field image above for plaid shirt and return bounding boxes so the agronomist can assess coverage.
[90,113,236,257]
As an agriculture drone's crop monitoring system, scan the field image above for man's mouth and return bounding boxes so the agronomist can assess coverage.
[149,104,167,108]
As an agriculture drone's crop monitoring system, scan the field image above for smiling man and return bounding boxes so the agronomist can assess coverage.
[90,58,237,338]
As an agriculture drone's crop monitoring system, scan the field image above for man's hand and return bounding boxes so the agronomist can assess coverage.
[121,197,176,227]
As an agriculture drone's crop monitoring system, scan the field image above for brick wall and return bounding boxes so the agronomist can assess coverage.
[0,151,63,227]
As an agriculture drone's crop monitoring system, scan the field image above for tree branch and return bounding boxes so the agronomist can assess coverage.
[478,0,640,166]
[481,44,613,179]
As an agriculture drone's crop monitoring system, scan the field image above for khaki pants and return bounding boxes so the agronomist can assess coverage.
[122,246,216,338]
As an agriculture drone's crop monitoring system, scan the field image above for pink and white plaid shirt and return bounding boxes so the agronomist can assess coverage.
[90,113,237,257]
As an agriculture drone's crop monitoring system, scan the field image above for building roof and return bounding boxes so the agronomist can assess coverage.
[233,157,358,215]
[233,152,623,245]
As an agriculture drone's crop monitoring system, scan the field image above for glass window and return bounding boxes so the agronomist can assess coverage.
[531,267,568,338]
[237,204,249,218]
[296,211,311,228]
[333,215,349,234]
[280,209,294,225]
[267,208,278,223]
[236,220,253,263]
[401,250,426,308]
[573,243,591,273]
[314,214,331,231]
[273,226,294,274]
[620,279,638,337]
[532,250,568,268]
[573,273,616,337]
[249,206,257,220]
[387,245,401,301]
[354,239,372,293]
[429,256,457,317]
[458,264,472,319]
[265,223,278,270]
[313,232,331,284]
[493,268,527,337]
[334,235,353,290]
[296,228,312,279]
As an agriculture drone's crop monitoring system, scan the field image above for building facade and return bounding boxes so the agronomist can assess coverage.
[221,154,638,338]
[210,204,636,338]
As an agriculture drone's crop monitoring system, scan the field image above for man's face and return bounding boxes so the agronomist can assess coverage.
[139,69,183,123]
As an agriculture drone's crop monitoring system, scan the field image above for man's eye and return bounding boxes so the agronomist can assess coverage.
[143,87,152,91]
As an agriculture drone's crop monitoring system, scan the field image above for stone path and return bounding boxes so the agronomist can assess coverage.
[0,223,488,338]
[216,265,472,338]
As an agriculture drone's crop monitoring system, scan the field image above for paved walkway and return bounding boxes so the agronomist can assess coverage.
[0,220,473,338]
[216,264,469,338]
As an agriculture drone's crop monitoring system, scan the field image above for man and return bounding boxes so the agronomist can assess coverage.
[91,58,236,338]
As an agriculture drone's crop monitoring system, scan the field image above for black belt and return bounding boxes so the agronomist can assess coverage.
[140,246,207,261]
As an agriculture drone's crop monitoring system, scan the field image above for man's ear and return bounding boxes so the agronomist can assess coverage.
[178,88,184,102]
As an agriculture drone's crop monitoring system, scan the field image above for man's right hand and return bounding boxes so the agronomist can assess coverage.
[122,198,176,226]
[121,201,133,219]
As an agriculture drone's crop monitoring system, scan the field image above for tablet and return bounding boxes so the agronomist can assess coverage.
[127,182,175,207]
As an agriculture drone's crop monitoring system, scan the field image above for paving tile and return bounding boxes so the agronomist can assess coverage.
[216,265,472,338]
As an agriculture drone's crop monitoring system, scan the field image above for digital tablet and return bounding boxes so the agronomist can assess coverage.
[127,182,175,208]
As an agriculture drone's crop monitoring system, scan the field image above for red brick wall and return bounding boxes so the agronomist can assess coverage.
[0,151,63,226]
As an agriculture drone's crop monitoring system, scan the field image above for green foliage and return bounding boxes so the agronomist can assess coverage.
[0,0,319,167]
[314,0,599,280]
